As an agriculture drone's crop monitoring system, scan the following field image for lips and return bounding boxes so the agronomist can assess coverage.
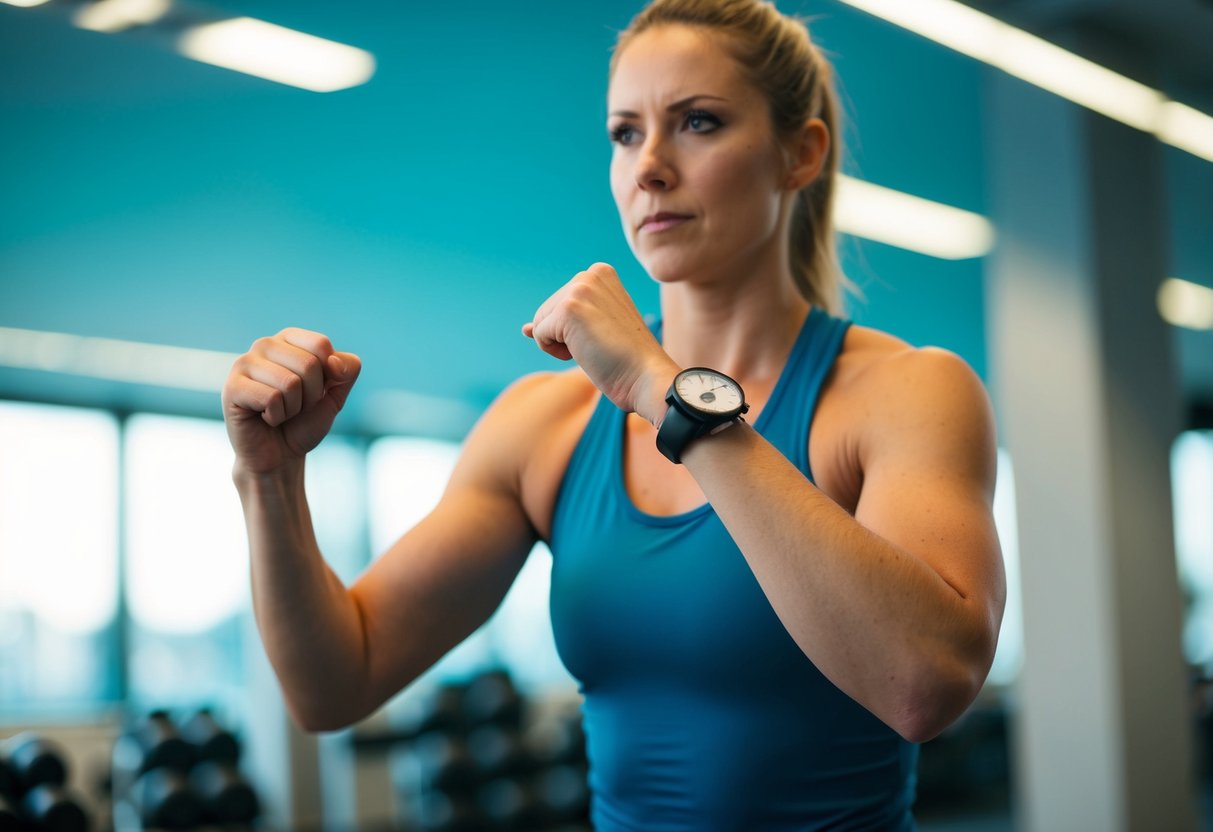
[639,212,693,233]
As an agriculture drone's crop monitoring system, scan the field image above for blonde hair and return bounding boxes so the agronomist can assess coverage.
[611,0,848,315]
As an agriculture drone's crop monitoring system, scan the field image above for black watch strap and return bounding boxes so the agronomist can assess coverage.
[656,405,706,464]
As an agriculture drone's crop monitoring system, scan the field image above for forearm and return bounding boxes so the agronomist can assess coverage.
[683,424,993,741]
[235,460,370,731]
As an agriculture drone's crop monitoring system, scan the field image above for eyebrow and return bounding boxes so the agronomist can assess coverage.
[608,94,729,119]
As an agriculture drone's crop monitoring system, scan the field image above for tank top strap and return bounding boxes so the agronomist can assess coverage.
[754,306,851,480]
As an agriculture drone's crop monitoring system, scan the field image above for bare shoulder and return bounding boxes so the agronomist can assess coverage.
[837,325,990,408]
[812,325,996,507]
[460,368,599,539]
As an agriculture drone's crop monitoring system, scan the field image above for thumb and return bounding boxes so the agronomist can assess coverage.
[327,352,362,384]
[323,352,361,413]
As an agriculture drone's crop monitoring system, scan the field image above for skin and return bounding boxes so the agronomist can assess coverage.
[222,24,1005,743]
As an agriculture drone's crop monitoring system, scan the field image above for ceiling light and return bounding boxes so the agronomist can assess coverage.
[1157,101,1213,164]
[0,327,238,391]
[1157,278,1213,330]
[73,0,171,33]
[835,174,996,259]
[177,17,376,93]
[0,0,53,7]
[835,0,1213,163]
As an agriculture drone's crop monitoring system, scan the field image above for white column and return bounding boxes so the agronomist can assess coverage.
[241,611,325,832]
[984,70,1197,831]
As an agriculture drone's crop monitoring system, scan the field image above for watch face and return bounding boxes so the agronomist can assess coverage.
[675,369,744,415]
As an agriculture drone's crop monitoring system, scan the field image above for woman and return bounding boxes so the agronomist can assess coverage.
[221,0,1005,828]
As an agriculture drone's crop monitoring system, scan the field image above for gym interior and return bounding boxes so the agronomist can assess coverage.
[1,0,1211,830]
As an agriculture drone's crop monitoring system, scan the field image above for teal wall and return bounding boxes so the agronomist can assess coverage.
[7,0,1201,429]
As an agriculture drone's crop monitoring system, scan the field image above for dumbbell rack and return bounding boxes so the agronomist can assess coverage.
[110,709,261,832]
[351,669,592,832]
[0,733,91,832]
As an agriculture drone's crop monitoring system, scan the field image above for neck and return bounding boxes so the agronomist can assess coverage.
[658,266,811,385]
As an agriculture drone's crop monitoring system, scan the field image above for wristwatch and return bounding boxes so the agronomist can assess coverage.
[655,367,749,464]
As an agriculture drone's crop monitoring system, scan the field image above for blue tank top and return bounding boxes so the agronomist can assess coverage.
[549,307,918,831]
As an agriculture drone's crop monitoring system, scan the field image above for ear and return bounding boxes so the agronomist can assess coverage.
[784,118,830,191]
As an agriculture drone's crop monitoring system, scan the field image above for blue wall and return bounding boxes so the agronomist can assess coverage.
[6,0,1200,430]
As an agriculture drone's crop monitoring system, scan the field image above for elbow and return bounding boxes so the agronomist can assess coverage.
[293,712,352,735]
[893,615,1001,743]
[285,693,368,734]
[890,658,990,744]
[287,703,346,735]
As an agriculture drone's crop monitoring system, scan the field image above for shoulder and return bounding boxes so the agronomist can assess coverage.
[837,326,997,485]
[453,369,599,507]
[837,325,989,408]
[465,369,597,453]
[812,324,996,497]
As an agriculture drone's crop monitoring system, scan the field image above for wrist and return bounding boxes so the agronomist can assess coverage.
[232,457,306,496]
[639,357,680,428]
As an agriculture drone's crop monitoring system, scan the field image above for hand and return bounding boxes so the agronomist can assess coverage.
[523,263,678,423]
[221,328,361,475]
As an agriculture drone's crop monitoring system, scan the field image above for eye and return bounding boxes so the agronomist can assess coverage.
[684,109,723,133]
[609,123,639,146]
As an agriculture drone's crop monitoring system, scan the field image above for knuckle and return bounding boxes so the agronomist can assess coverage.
[299,352,322,377]
[280,371,303,395]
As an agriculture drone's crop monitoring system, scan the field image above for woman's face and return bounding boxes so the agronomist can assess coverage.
[607,25,790,287]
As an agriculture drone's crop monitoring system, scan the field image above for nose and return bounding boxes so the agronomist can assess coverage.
[635,133,677,192]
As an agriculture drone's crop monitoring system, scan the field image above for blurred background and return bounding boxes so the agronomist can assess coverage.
[1,0,1210,830]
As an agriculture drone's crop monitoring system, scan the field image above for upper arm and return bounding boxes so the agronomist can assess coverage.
[347,375,553,713]
[853,348,1006,651]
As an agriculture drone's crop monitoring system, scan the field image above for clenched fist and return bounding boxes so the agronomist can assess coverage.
[221,327,361,475]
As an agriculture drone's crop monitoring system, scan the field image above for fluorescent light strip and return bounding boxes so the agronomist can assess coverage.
[0,0,52,7]
[178,17,375,93]
[73,0,171,33]
[0,327,238,392]
[836,174,996,259]
[1158,277,1213,330]
[836,0,1213,164]
[1158,101,1213,164]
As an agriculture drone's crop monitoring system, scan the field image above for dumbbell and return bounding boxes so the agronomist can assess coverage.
[179,710,240,767]
[0,759,22,805]
[128,767,203,831]
[534,764,590,823]
[412,789,483,832]
[117,711,195,777]
[476,777,546,832]
[189,762,259,824]
[463,671,523,730]
[1,734,69,794]
[0,794,22,831]
[412,734,478,795]
[466,725,532,781]
[0,735,90,831]
[21,784,89,832]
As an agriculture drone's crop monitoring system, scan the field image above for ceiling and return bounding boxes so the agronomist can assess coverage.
[962,0,1213,112]
[1,0,1210,434]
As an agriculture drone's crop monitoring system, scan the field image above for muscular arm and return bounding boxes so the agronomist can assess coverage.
[680,347,1005,743]
[237,374,554,732]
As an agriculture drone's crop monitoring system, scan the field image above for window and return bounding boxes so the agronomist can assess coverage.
[366,437,574,697]
[1172,430,1213,668]
[122,415,369,712]
[988,449,1022,686]
[0,401,120,710]
[124,414,249,710]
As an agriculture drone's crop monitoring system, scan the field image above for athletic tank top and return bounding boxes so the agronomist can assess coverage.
[549,307,918,831]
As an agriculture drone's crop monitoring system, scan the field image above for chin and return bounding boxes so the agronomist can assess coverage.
[636,249,708,285]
